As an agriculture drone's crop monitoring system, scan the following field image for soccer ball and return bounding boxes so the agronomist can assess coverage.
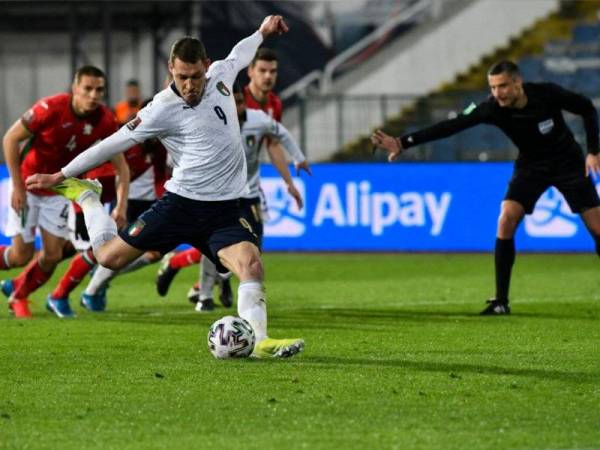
[208,316,255,359]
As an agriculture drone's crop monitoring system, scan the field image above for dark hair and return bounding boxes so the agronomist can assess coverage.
[74,65,106,84]
[250,47,278,67]
[170,37,207,64]
[233,81,243,95]
[488,60,521,78]
[126,79,139,87]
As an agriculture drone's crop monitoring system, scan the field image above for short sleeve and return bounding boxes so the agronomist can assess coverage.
[21,97,54,134]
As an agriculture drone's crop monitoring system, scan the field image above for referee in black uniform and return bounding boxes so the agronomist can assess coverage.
[372,60,600,315]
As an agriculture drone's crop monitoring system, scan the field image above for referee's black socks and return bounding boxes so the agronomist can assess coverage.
[495,238,515,303]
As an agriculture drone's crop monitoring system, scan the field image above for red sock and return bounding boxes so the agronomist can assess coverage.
[13,258,53,299]
[170,248,201,269]
[0,246,10,270]
[51,249,97,299]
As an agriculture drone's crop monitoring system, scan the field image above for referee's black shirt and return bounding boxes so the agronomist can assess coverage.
[400,82,599,171]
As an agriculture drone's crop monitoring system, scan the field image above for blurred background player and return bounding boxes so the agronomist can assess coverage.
[114,79,142,125]
[0,65,125,318]
[372,60,600,315]
[156,48,311,308]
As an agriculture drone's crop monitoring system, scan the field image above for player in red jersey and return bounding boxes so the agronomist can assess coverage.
[244,48,283,121]
[0,65,128,318]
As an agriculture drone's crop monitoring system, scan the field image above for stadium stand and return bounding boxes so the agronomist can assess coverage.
[333,0,600,161]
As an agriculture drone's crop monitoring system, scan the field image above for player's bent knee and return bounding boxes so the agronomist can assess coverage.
[11,249,34,267]
[95,253,127,271]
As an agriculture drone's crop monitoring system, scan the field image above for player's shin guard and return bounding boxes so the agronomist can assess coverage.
[80,196,117,252]
[238,280,267,342]
[495,238,515,302]
[85,264,116,296]
[200,256,218,300]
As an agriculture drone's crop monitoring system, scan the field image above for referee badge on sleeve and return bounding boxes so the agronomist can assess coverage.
[538,119,554,135]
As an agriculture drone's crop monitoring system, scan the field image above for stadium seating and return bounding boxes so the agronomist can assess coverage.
[410,21,600,161]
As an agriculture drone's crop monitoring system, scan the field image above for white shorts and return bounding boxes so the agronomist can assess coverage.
[5,191,71,243]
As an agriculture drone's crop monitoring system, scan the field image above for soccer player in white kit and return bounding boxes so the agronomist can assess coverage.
[25,15,304,359]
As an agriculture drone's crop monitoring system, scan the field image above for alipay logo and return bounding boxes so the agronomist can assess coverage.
[262,177,306,237]
[524,187,578,238]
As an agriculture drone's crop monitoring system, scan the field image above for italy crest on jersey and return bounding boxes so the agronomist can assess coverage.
[128,219,145,237]
[216,81,230,96]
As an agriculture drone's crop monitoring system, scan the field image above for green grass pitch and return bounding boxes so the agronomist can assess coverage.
[0,253,599,449]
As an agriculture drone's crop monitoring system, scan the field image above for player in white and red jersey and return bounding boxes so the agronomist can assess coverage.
[0,65,128,318]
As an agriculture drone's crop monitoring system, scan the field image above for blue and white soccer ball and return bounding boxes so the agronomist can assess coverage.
[208,316,255,359]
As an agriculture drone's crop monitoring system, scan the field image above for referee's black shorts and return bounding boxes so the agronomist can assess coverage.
[505,165,600,214]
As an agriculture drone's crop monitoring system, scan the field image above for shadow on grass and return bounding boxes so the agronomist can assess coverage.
[297,355,597,383]
[86,304,599,328]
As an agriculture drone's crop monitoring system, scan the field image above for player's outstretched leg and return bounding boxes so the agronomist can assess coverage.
[81,253,157,311]
[51,178,118,255]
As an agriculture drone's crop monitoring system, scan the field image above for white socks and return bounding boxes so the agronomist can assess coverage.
[80,195,117,252]
[85,264,115,295]
[199,256,217,301]
[119,254,152,275]
[238,280,267,342]
[85,255,152,295]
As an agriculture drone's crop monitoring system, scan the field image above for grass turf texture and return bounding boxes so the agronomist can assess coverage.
[0,253,598,450]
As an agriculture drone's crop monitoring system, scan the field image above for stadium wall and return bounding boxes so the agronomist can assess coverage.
[284,0,561,161]
[0,163,596,253]
[0,29,178,133]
